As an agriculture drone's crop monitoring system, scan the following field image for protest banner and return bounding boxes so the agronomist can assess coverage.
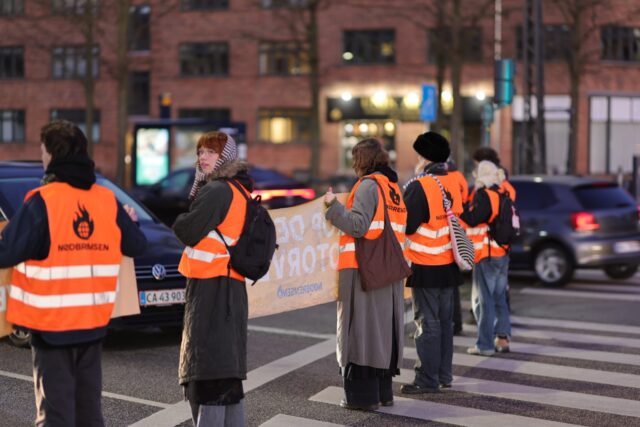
[248,195,346,318]
[111,256,140,319]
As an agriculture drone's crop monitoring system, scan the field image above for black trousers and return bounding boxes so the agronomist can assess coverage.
[453,286,462,333]
[31,340,104,427]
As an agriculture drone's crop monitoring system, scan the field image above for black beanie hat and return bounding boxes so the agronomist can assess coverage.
[413,131,450,163]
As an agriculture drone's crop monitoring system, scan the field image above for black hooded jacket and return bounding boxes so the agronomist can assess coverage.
[0,154,147,346]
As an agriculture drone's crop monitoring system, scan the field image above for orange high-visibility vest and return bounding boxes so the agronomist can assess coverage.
[470,180,516,202]
[466,189,507,262]
[178,181,248,281]
[7,183,122,332]
[448,170,469,204]
[405,173,464,266]
[337,174,407,270]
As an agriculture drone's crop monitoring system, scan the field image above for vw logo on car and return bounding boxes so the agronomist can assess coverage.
[152,264,167,281]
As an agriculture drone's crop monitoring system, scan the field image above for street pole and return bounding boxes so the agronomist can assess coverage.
[493,0,502,153]
[534,0,546,173]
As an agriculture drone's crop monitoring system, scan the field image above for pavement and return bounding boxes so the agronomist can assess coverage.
[1,269,640,426]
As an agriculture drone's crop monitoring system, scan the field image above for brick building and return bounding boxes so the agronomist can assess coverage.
[1,0,639,185]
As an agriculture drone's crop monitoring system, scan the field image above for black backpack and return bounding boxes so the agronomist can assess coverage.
[488,188,520,248]
[215,179,277,284]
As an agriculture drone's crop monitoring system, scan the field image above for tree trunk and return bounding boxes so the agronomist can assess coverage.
[567,72,579,174]
[115,0,131,186]
[434,3,447,133]
[83,5,96,158]
[450,0,465,169]
[308,3,321,183]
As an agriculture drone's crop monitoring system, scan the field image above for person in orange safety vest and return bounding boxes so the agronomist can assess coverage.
[400,132,464,395]
[0,120,146,426]
[173,131,251,426]
[461,160,512,357]
[324,138,407,411]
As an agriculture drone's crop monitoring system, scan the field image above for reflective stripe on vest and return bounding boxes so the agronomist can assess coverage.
[178,181,248,280]
[337,174,407,270]
[405,173,464,266]
[6,183,122,332]
[469,189,508,262]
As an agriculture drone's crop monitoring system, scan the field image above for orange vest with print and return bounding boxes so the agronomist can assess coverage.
[337,174,407,270]
[178,181,248,281]
[405,173,464,266]
[7,183,122,332]
[449,170,469,204]
[466,188,507,262]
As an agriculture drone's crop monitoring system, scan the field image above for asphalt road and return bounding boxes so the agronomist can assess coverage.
[1,269,640,427]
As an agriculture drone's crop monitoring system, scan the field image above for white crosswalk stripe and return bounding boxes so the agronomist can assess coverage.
[259,414,347,427]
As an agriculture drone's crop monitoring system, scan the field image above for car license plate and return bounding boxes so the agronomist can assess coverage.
[614,241,640,254]
[139,289,186,306]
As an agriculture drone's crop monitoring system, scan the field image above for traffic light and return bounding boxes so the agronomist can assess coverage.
[494,59,515,107]
[159,92,172,119]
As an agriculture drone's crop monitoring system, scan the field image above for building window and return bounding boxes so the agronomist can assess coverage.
[427,27,484,63]
[52,0,98,15]
[259,41,310,76]
[515,24,570,62]
[180,0,228,11]
[0,0,24,15]
[258,109,312,144]
[601,26,640,62]
[261,0,309,8]
[52,45,99,79]
[129,5,150,51]
[128,71,150,115]
[179,43,229,77]
[342,30,395,65]
[51,109,100,142]
[0,110,25,143]
[178,108,231,122]
[0,46,24,79]
[589,96,640,174]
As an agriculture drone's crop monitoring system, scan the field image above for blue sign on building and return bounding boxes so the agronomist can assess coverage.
[420,84,437,122]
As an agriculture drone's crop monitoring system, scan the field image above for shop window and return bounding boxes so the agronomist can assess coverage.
[52,45,99,79]
[428,27,484,63]
[589,96,640,174]
[129,5,150,51]
[340,120,396,171]
[342,29,395,65]
[181,0,228,11]
[51,109,100,142]
[0,0,23,15]
[0,110,25,143]
[0,46,24,79]
[259,41,310,76]
[258,109,311,144]
[178,108,231,122]
[128,71,150,115]
[180,42,229,76]
[515,24,570,62]
[601,26,640,62]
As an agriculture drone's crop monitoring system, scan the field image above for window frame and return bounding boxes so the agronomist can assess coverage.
[601,25,640,63]
[180,0,228,11]
[178,108,231,122]
[0,46,24,79]
[51,45,100,79]
[258,41,310,76]
[51,0,99,15]
[179,42,229,77]
[0,109,25,144]
[342,29,395,65]
[0,0,24,16]
[128,4,151,52]
[257,108,313,145]
[50,108,101,142]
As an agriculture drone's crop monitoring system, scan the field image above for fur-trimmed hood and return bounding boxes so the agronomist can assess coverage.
[208,159,253,192]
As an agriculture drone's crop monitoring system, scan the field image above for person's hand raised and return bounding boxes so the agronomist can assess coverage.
[123,204,139,222]
[324,187,336,208]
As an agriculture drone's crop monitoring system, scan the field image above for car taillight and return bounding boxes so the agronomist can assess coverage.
[253,188,315,202]
[571,212,599,231]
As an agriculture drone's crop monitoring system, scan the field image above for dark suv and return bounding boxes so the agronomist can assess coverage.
[0,162,186,346]
[508,175,640,286]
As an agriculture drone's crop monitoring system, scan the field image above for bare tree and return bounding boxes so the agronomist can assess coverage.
[547,0,640,174]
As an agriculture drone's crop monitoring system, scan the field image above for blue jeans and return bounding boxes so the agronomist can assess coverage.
[412,286,454,389]
[471,255,511,351]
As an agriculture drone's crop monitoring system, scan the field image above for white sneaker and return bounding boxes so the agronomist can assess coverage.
[466,346,495,356]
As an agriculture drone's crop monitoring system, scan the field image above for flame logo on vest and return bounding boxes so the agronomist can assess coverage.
[73,203,94,240]
[388,184,401,205]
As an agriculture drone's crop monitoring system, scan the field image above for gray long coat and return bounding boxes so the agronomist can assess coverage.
[326,175,405,371]
[173,160,250,385]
